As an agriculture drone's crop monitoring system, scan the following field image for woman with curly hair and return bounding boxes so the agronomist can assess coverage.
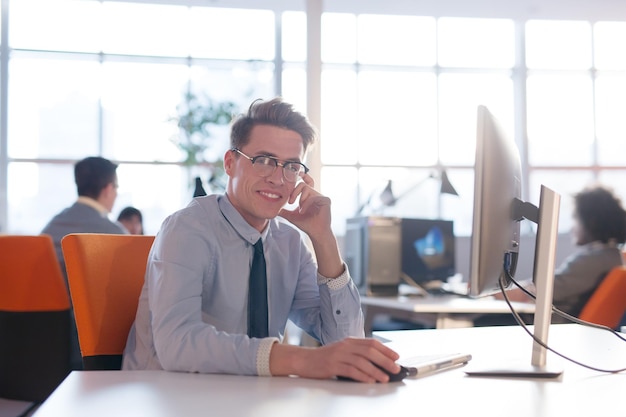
[495,184,626,323]
[549,184,626,321]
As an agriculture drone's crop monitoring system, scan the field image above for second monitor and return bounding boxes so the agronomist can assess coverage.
[401,218,456,292]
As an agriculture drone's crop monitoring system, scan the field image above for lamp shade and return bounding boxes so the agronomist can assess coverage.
[356,169,458,215]
[439,170,459,196]
[379,169,458,208]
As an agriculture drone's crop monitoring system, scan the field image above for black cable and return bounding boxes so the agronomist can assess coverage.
[499,271,626,374]
[506,272,626,342]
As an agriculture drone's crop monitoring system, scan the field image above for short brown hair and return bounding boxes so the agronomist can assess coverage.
[74,156,118,199]
[230,97,317,151]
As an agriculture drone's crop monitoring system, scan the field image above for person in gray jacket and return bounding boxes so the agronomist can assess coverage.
[41,156,127,369]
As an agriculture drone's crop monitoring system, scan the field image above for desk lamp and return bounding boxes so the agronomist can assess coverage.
[356,169,458,215]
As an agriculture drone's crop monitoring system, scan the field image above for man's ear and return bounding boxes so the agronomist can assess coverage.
[99,182,114,198]
[96,182,116,211]
[223,149,234,176]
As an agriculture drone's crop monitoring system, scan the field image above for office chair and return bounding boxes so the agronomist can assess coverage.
[579,265,626,330]
[61,233,155,370]
[0,234,71,403]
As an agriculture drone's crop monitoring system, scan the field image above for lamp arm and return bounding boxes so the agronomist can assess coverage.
[356,194,374,215]
[392,173,435,204]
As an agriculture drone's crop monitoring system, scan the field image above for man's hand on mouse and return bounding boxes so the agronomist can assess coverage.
[269,337,401,383]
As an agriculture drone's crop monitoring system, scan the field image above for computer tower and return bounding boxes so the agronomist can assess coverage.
[344,216,401,296]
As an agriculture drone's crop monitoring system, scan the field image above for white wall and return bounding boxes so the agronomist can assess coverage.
[322,0,626,20]
[132,0,626,21]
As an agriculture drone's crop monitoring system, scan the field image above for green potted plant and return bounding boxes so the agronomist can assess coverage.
[170,90,237,195]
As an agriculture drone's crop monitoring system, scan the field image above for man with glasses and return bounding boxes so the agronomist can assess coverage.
[123,97,401,383]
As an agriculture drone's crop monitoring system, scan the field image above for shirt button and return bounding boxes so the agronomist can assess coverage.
[335,309,341,315]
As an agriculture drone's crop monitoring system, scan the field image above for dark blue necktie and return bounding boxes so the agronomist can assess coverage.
[248,238,268,338]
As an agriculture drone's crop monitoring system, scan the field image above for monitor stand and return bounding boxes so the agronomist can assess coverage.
[464,364,563,379]
[466,185,564,379]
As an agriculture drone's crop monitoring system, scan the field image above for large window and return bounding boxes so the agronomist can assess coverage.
[320,15,516,235]
[3,0,290,234]
[318,14,626,236]
[525,20,626,231]
[1,0,626,240]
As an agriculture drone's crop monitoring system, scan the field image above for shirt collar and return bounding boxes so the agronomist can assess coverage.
[77,196,109,217]
[217,194,270,245]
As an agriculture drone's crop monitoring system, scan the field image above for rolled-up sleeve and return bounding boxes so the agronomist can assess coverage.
[316,263,365,341]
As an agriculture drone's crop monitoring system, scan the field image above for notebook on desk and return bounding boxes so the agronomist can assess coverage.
[398,352,473,377]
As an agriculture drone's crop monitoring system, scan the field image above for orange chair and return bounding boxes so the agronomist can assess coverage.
[0,235,71,403]
[579,265,626,329]
[61,233,155,370]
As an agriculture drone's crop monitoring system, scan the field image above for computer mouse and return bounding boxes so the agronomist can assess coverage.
[337,363,410,383]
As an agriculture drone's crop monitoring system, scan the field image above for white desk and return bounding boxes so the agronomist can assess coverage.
[34,325,626,417]
[362,294,536,334]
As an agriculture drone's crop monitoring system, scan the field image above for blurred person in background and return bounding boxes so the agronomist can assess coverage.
[117,206,144,235]
[496,184,626,323]
[41,156,127,370]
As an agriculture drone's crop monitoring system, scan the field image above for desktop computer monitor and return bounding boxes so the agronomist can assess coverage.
[401,218,455,290]
[469,105,522,297]
[467,105,562,378]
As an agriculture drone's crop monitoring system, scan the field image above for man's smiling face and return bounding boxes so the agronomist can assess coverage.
[224,124,305,232]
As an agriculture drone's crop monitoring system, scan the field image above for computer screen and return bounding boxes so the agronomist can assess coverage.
[401,218,455,287]
[469,105,522,296]
[467,105,562,378]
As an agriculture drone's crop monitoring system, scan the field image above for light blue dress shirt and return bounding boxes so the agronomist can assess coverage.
[122,194,364,375]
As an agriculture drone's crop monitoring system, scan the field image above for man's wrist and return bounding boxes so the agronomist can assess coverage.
[257,338,279,376]
[317,263,349,290]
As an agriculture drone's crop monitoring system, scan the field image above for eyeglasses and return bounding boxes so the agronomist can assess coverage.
[232,148,309,183]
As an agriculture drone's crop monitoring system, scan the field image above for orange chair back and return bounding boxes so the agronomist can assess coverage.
[0,234,71,402]
[61,233,154,370]
[579,265,626,329]
[0,234,69,312]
